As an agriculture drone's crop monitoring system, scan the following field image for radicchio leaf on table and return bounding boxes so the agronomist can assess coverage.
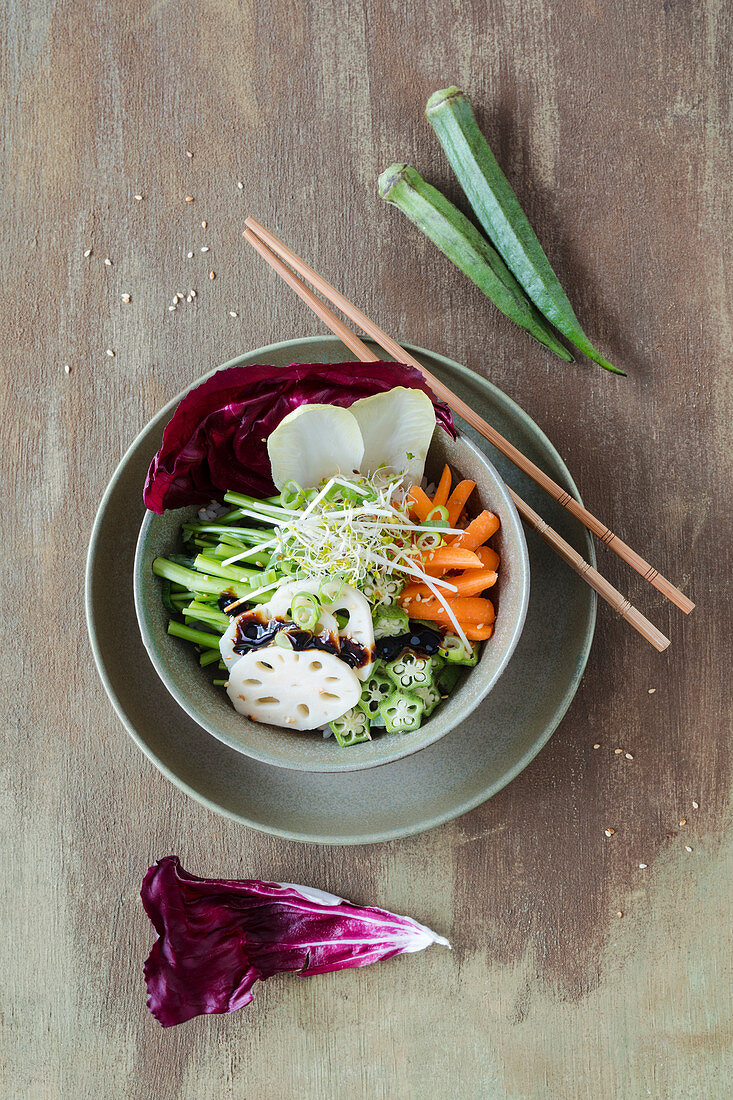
[143,361,455,513]
[141,856,450,1027]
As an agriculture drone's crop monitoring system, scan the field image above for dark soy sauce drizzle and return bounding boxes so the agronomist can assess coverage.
[231,611,372,670]
[374,624,444,662]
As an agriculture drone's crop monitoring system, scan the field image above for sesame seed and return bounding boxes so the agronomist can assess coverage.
[190,289,197,298]
[186,294,192,303]
[638,863,647,869]
[229,310,238,317]
[648,688,656,694]
[209,271,215,279]
[106,349,115,357]
[185,195,194,203]
[685,845,692,852]
[104,257,112,266]
[604,828,614,837]
[121,294,131,302]
[679,819,686,826]
[201,221,207,228]
[593,743,600,749]
[625,752,634,760]
[185,150,193,158]
[168,305,177,312]
[200,246,209,252]
[187,251,194,259]
[176,293,184,300]
[171,297,179,306]
[83,248,92,258]
[616,911,623,918]
[692,801,699,809]
[237,180,244,189]
[64,363,71,374]
[134,194,143,201]
[614,748,623,755]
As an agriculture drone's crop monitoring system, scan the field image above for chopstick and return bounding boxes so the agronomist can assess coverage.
[242,223,670,653]
[244,216,693,618]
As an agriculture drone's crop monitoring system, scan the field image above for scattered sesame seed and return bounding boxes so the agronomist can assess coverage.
[201,221,207,228]
[106,349,115,357]
[83,248,92,258]
[237,180,244,189]
[186,294,192,303]
[638,863,647,869]
[604,828,615,837]
[648,688,656,694]
[201,246,210,252]
[168,305,177,312]
[104,257,112,266]
[134,194,143,201]
[625,752,634,760]
[593,743,600,750]
[229,310,238,317]
[64,363,71,374]
[176,293,184,301]
[616,911,623,918]
[190,289,197,298]
[187,251,194,259]
[692,801,699,809]
[685,845,692,852]
[121,293,131,302]
[171,296,179,306]
[185,150,193,158]
[185,195,194,203]
[679,819,686,826]
[614,748,623,755]
[209,271,215,279]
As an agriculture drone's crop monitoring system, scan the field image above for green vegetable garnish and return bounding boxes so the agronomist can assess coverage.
[372,604,409,639]
[290,592,321,632]
[386,650,433,690]
[379,691,425,734]
[425,87,624,375]
[330,707,372,747]
[439,634,479,666]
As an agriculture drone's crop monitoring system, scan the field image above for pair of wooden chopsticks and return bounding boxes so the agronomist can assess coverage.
[242,216,692,651]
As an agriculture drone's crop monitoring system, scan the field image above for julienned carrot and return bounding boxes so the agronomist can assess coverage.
[402,569,497,600]
[407,485,433,522]
[432,465,452,508]
[422,546,483,572]
[475,545,500,571]
[400,595,496,625]
[445,479,476,527]
[463,624,494,641]
[450,510,500,551]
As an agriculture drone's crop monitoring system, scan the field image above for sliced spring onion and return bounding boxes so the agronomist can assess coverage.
[279,480,305,509]
[290,592,321,632]
[319,574,346,605]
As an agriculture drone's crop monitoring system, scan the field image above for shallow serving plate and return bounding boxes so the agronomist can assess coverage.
[135,426,529,773]
[86,336,595,843]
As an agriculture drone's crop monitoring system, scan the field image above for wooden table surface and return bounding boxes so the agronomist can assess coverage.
[3,1,731,1096]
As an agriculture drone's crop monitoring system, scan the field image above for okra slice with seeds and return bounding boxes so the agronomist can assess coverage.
[358,665,395,720]
[372,604,409,639]
[413,681,442,717]
[385,650,434,690]
[379,690,425,734]
[330,707,372,747]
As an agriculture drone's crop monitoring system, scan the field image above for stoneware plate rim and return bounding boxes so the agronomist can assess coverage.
[133,427,530,772]
[85,335,596,844]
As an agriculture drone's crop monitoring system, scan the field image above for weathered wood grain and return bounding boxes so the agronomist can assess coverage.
[1,0,731,1096]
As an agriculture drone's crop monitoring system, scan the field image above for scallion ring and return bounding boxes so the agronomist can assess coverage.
[319,574,346,606]
[279,480,304,509]
[290,592,320,632]
[274,630,294,650]
[417,530,444,551]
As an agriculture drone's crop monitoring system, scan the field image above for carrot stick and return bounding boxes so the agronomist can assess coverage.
[402,569,497,600]
[432,465,452,508]
[463,624,494,641]
[450,510,500,551]
[445,480,476,526]
[407,485,433,522]
[400,595,496,625]
[476,546,500,571]
[422,546,483,572]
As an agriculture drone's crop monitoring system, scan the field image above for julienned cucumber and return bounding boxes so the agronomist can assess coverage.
[378,164,573,362]
[426,87,624,376]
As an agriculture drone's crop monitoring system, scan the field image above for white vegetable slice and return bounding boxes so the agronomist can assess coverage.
[226,648,361,730]
[267,404,365,490]
[219,604,339,670]
[268,580,375,681]
[348,386,436,486]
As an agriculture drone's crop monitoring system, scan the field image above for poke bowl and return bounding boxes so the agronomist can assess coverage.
[133,361,530,773]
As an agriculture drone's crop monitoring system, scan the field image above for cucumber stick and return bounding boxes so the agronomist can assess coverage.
[378,164,572,362]
[426,87,624,375]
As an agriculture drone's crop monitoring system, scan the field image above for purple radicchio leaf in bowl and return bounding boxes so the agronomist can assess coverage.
[141,856,450,1027]
[143,360,455,513]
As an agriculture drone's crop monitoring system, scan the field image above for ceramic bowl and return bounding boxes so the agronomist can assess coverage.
[134,427,529,773]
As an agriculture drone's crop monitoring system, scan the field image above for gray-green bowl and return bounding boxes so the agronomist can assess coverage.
[134,427,529,773]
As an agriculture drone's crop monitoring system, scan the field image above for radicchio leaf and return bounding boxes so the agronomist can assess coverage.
[142,856,450,1027]
[143,361,455,513]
